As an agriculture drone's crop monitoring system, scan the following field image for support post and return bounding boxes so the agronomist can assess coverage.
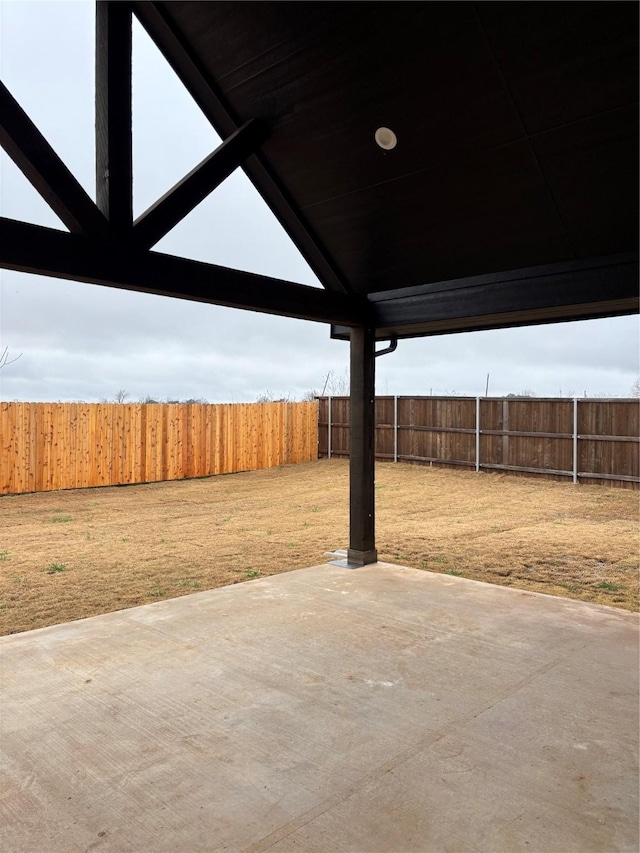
[573,397,578,484]
[96,1,133,235]
[475,396,481,472]
[347,326,377,567]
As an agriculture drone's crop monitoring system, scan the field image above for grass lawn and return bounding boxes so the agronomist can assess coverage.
[0,458,638,634]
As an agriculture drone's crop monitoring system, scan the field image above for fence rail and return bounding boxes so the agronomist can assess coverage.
[0,401,318,495]
[318,396,639,489]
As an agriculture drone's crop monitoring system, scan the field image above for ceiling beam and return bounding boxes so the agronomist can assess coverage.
[133,120,269,249]
[132,0,351,296]
[331,254,639,340]
[96,0,133,235]
[0,82,108,236]
[0,218,365,327]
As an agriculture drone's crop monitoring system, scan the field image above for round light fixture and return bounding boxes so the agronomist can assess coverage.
[375,127,397,150]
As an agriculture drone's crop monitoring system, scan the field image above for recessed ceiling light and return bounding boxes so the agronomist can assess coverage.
[375,127,397,150]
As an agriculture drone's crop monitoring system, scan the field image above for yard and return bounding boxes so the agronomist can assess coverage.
[1,458,638,634]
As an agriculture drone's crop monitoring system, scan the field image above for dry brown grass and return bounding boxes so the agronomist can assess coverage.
[0,459,637,634]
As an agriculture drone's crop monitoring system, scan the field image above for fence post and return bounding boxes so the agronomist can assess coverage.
[475,396,481,472]
[501,398,510,467]
[573,397,578,484]
[393,395,398,463]
[327,396,332,459]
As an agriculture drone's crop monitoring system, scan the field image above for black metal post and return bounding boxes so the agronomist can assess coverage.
[347,325,377,566]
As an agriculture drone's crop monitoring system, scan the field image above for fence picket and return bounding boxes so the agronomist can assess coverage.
[0,402,318,495]
[317,396,638,489]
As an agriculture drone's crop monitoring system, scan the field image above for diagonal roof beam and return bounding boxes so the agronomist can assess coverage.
[0,82,108,236]
[132,0,351,296]
[133,119,269,249]
[96,0,133,235]
[0,217,366,327]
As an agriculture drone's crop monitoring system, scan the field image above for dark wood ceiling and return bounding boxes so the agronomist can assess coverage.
[1,1,637,337]
[150,1,638,302]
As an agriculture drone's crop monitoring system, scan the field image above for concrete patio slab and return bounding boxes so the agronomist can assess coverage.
[1,563,638,853]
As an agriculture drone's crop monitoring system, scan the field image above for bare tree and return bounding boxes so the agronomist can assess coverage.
[114,389,130,403]
[0,346,22,370]
[631,378,640,398]
[322,368,349,396]
[301,368,350,401]
[256,390,291,403]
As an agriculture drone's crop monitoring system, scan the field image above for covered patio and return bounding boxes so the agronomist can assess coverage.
[2,563,638,852]
[1,0,637,566]
[0,3,638,850]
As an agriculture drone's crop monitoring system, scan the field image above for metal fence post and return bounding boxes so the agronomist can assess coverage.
[573,397,578,484]
[327,395,332,459]
[393,395,398,463]
[475,396,481,472]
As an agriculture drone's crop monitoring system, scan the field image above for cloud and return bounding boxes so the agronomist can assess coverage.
[0,1,637,406]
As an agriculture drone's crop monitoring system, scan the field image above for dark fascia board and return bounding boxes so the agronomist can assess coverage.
[132,0,350,296]
[331,253,639,340]
[0,218,365,326]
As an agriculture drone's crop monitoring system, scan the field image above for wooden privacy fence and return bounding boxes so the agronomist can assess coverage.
[0,402,318,495]
[318,396,639,489]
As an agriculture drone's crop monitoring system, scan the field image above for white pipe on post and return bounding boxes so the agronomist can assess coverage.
[393,395,398,463]
[327,396,332,459]
[573,397,578,484]
[475,396,481,472]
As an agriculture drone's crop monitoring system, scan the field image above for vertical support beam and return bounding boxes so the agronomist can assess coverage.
[347,326,377,567]
[573,397,578,484]
[96,1,133,235]
[475,396,481,472]
[393,395,398,463]
[327,396,332,459]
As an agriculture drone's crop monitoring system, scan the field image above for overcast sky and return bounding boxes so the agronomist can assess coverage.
[0,1,638,404]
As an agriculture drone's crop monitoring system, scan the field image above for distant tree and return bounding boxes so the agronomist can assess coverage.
[327,368,349,396]
[0,346,22,370]
[140,395,160,404]
[631,378,640,398]
[308,368,350,398]
[506,390,537,398]
[256,390,291,403]
[114,389,130,403]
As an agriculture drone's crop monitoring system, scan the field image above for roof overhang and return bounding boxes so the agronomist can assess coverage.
[331,252,639,340]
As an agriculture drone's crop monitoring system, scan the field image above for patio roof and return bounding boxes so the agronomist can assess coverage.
[0,2,637,334]
[135,1,639,339]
